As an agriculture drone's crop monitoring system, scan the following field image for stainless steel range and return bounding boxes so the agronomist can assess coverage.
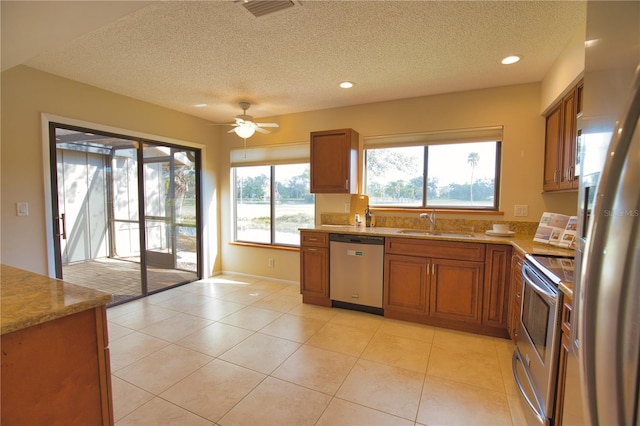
[513,254,574,425]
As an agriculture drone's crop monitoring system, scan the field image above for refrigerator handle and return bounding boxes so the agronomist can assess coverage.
[580,68,640,426]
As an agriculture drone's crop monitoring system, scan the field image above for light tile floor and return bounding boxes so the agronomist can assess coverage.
[107,274,529,425]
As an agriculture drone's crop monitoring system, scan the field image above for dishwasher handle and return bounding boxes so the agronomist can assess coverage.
[329,234,384,245]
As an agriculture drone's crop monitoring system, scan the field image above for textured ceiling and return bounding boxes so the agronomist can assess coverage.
[3,1,586,123]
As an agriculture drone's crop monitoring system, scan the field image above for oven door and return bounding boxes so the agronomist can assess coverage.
[514,261,562,423]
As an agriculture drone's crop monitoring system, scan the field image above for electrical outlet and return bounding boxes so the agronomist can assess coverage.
[514,205,529,217]
[268,258,275,268]
[345,203,350,212]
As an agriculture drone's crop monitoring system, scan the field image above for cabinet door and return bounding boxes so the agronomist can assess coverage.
[1,308,109,425]
[508,252,524,342]
[384,254,429,316]
[483,244,512,329]
[310,129,358,193]
[555,333,571,426]
[429,258,483,324]
[560,88,577,189]
[300,246,329,299]
[544,101,563,191]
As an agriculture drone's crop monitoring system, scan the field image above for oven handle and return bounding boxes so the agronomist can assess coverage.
[512,351,546,425]
[522,264,557,303]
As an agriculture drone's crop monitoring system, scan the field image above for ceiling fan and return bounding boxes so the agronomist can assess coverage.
[227,102,279,139]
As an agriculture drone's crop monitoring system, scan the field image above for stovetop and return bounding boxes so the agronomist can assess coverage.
[525,254,575,286]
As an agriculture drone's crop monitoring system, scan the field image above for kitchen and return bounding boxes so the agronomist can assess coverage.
[2,1,639,425]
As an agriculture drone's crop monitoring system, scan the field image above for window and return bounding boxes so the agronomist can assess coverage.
[364,127,502,210]
[233,161,314,247]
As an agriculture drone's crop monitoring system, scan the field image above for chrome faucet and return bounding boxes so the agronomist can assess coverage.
[420,210,436,231]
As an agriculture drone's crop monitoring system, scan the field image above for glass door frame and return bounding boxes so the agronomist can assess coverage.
[48,121,202,302]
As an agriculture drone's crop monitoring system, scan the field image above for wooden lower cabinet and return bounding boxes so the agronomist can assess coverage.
[300,231,330,306]
[508,251,524,342]
[1,306,113,425]
[384,237,510,337]
[430,258,483,324]
[554,293,573,425]
[384,254,429,316]
[483,244,512,330]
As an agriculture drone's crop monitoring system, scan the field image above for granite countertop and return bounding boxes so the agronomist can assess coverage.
[1,265,112,335]
[302,224,576,296]
[301,225,575,258]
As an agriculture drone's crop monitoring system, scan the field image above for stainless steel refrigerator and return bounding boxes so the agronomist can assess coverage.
[568,1,640,425]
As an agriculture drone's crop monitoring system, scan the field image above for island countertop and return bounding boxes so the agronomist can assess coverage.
[0,264,112,335]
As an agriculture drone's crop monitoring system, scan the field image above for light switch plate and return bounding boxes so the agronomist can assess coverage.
[16,202,29,216]
[514,204,528,217]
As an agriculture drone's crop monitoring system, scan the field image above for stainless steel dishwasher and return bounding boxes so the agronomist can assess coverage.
[329,234,384,315]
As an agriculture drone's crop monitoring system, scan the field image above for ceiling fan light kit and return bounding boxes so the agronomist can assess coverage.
[233,122,256,138]
[227,102,279,141]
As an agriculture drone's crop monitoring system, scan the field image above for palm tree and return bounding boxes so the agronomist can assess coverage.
[467,152,480,203]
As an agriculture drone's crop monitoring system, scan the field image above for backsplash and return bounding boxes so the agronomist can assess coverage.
[320,213,539,236]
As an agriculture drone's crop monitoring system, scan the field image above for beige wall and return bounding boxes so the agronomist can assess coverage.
[219,83,578,281]
[1,66,580,283]
[1,66,221,276]
[540,25,586,114]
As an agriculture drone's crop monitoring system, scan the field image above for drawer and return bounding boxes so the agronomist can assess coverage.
[300,231,328,247]
[386,237,485,261]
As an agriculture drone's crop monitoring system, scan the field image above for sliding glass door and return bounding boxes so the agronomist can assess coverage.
[143,144,199,291]
[50,124,201,305]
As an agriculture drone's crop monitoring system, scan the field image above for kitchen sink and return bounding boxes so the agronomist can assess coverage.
[395,229,474,238]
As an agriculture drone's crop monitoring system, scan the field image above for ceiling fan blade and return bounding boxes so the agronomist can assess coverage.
[206,122,234,126]
[256,123,279,128]
[254,127,270,134]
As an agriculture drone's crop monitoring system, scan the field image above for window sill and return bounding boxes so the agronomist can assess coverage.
[229,241,300,252]
[371,207,504,215]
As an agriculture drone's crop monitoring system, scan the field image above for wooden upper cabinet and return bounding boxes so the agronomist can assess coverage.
[543,81,582,192]
[561,89,578,189]
[544,101,563,190]
[310,128,359,194]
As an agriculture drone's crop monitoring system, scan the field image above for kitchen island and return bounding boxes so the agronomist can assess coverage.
[1,264,114,425]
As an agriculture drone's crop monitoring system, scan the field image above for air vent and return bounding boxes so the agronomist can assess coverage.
[239,0,299,18]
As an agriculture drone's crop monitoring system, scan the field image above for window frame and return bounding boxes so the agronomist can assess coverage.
[363,127,503,211]
[230,142,316,250]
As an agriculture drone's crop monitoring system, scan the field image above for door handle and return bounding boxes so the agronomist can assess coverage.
[58,213,67,240]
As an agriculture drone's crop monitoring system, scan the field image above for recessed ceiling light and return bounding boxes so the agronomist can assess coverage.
[339,81,355,89]
[501,55,521,65]
[194,103,208,108]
